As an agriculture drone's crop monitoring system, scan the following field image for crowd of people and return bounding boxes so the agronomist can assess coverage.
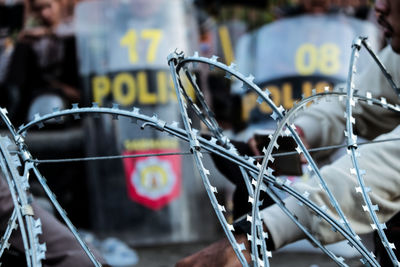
[0,0,81,126]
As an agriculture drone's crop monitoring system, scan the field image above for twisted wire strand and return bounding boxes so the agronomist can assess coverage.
[28,162,102,267]
[168,52,250,266]
[28,151,192,164]
[180,68,228,147]
[175,53,275,266]
[254,173,349,267]
[264,137,400,159]
[0,209,17,258]
[0,137,38,267]
[19,165,46,267]
[239,163,272,266]
[346,37,400,266]
[176,53,281,267]
[180,57,283,265]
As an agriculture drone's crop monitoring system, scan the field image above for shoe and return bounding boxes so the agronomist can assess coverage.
[100,237,139,267]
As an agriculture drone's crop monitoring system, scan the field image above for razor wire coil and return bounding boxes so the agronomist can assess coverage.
[0,36,398,266]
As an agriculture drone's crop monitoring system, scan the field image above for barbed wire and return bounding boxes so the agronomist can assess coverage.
[10,136,399,165]
[346,38,399,266]
[169,35,400,266]
[0,35,399,266]
[0,90,391,267]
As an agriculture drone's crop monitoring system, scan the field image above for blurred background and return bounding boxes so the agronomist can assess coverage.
[0,0,383,266]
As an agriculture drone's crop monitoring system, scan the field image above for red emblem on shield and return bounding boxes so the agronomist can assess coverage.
[122,149,181,210]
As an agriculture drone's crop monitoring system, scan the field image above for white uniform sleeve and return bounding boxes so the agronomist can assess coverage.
[263,127,400,249]
[261,46,400,249]
[295,46,400,150]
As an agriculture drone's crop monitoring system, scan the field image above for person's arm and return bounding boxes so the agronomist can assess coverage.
[263,125,400,248]
[176,123,400,267]
[176,46,400,266]
[175,233,251,267]
[295,46,400,153]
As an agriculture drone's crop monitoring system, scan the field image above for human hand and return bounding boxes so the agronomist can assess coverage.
[175,234,251,267]
[295,126,309,164]
[248,137,262,159]
[50,81,81,102]
[19,27,52,40]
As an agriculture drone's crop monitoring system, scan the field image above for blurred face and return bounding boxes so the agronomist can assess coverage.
[32,0,61,27]
[375,0,400,53]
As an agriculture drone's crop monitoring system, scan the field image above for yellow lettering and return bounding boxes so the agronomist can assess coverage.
[92,76,111,106]
[319,43,340,75]
[169,74,178,102]
[124,138,179,150]
[295,43,341,76]
[120,29,138,63]
[240,81,335,123]
[141,29,162,63]
[260,86,280,114]
[315,81,331,93]
[295,43,318,75]
[113,73,136,106]
[302,81,313,98]
[259,101,272,114]
[157,71,168,104]
[92,71,192,106]
[138,71,157,104]
[282,83,294,109]
[241,93,258,121]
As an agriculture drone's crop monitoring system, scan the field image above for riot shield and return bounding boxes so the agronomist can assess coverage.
[234,14,381,129]
[75,0,218,245]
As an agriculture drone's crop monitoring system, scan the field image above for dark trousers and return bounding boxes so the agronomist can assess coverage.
[0,177,105,266]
